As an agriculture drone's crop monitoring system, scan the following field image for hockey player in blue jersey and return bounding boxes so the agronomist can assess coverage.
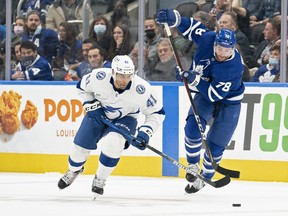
[58,55,165,198]
[157,9,245,193]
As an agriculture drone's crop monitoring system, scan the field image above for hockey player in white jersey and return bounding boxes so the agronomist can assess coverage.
[58,55,165,198]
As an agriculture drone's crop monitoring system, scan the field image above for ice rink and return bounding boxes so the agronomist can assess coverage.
[0,172,287,216]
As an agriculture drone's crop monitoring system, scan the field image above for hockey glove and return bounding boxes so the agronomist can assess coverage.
[156,9,181,27]
[131,127,153,150]
[83,99,105,128]
[177,69,201,87]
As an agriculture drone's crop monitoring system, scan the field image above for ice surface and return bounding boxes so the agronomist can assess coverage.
[0,172,287,216]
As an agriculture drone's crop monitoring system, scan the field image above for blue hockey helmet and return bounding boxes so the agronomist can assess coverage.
[214,28,236,48]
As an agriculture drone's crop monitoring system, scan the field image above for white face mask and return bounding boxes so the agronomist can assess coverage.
[34,24,42,35]
[93,24,106,35]
[269,57,279,70]
[14,25,24,35]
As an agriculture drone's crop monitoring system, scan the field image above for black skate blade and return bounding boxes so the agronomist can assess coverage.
[185,184,199,194]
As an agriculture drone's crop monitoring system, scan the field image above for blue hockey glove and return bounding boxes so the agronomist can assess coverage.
[83,99,105,128]
[156,9,181,27]
[183,70,201,86]
[131,127,153,150]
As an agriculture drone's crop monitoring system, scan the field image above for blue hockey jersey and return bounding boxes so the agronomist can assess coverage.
[177,18,245,104]
[22,54,54,81]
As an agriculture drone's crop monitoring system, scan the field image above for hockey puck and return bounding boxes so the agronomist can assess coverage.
[232,203,241,207]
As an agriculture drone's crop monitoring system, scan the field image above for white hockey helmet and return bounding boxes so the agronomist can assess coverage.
[111,55,135,75]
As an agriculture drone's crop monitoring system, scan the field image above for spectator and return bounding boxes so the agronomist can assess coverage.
[249,0,281,45]
[19,0,54,23]
[0,43,5,80]
[88,15,112,54]
[128,44,149,79]
[52,22,83,80]
[146,38,191,81]
[0,25,6,43]
[110,0,131,28]
[140,17,164,64]
[69,45,111,81]
[107,24,134,61]
[0,43,18,80]
[218,11,251,58]
[250,43,280,82]
[22,10,59,64]
[209,0,230,21]
[231,0,251,42]
[45,0,94,36]
[11,16,26,47]
[242,0,262,15]
[20,40,53,80]
[164,27,192,58]
[246,18,281,69]
[68,38,95,80]
[11,42,26,80]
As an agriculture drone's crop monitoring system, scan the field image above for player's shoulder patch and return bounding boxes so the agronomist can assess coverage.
[96,71,106,80]
[136,84,146,94]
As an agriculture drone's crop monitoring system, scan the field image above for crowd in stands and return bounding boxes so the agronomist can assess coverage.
[0,0,287,82]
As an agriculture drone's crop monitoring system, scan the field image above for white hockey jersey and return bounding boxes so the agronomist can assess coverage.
[77,68,165,134]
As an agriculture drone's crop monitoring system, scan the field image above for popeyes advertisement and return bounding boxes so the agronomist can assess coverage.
[0,84,84,154]
[0,83,163,156]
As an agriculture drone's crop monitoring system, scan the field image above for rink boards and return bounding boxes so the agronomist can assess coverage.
[0,81,287,182]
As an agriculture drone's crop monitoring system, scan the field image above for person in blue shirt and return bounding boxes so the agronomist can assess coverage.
[157,9,245,193]
[69,44,111,81]
[250,43,280,82]
[21,10,59,64]
[20,40,53,80]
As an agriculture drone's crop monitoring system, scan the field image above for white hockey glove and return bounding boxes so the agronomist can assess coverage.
[83,99,105,128]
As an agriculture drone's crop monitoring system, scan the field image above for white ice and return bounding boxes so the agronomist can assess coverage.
[0,172,287,216]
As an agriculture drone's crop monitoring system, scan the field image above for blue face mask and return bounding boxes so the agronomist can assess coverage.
[269,57,279,66]
[34,24,42,35]
[93,24,106,35]
[22,55,35,67]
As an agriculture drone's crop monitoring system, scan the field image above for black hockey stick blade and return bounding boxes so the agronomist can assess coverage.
[212,162,240,178]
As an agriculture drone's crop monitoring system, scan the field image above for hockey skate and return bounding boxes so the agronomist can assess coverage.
[91,175,106,200]
[186,163,199,183]
[58,167,84,189]
[185,177,205,194]
[185,164,205,193]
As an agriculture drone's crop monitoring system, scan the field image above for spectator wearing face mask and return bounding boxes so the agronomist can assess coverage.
[22,10,59,64]
[110,0,131,28]
[11,16,26,47]
[250,43,280,82]
[20,40,54,81]
[88,15,112,54]
[143,17,164,64]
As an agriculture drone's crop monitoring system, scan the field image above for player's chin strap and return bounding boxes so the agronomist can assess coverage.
[101,117,230,188]
[163,23,240,179]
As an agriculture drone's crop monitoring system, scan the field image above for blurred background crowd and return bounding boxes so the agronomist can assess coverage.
[0,0,287,82]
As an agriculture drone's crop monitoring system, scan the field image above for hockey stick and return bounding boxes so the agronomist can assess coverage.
[163,23,240,178]
[101,117,230,188]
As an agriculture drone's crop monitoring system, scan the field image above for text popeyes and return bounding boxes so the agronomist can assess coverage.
[44,99,85,122]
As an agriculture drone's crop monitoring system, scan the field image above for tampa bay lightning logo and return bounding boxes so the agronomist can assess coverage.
[136,85,146,94]
[96,71,106,80]
[103,106,123,119]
